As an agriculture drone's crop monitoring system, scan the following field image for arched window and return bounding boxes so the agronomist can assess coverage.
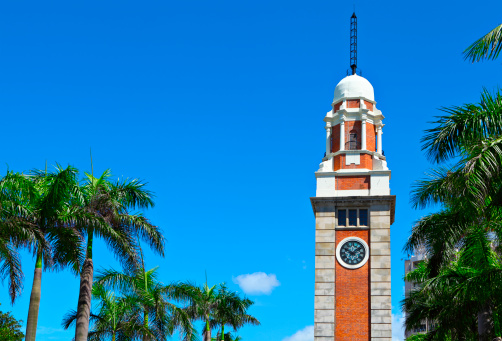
[346,130,360,150]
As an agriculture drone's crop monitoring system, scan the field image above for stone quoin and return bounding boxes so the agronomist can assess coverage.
[311,13,395,341]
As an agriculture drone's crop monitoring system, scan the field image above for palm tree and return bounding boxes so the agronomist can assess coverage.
[212,285,259,341]
[0,171,47,304]
[94,251,196,341]
[177,282,259,341]
[62,283,145,341]
[416,89,502,207]
[407,89,502,271]
[0,166,87,341]
[464,23,502,63]
[404,88,502,340]
[176,280,218,341]
[403,228,502,340]
[73,169,165,341]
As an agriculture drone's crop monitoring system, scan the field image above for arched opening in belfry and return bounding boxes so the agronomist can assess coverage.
[347,129,360,150]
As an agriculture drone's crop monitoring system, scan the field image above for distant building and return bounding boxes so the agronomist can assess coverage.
[404,251,434,339]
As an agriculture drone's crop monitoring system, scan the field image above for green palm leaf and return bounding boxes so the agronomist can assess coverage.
[464,24,502,62]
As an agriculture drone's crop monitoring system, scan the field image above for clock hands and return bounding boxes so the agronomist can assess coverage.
[339,240,366,266]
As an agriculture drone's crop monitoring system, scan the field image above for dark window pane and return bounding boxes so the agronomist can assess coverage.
[338,210,346,226]
[348,209,357,226]
[359,209,368,226]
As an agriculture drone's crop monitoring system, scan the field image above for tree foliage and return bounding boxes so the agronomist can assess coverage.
[403,228,502,340]
[464,23,502,63]
[93,252,197,341]
[404,69,502,338]
[0,304,24,341]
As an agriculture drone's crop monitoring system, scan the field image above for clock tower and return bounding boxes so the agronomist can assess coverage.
[311,13,395,341]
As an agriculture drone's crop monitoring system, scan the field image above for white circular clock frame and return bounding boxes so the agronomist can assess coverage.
[336,236,370,269]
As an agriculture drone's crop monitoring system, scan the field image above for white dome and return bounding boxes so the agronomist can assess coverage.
[333,74,374,102]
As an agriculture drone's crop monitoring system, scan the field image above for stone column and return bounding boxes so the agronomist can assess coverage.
[314,205,336,341]
[370,201,392,341]
[326,124,332,155]
[361,115,367,150]
[377,125,382,154]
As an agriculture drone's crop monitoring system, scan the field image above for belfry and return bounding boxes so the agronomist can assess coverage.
[311,13,395,341]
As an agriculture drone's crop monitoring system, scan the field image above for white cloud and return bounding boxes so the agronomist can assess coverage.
[233,272,280,295]
[392,312,406,341]
[282,325,314,341]
[37,326,65,335]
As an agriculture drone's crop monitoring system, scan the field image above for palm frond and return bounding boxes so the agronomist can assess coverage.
[404,209,469,276]
[95,268,137,293]
[421,89,502,164]
[0,240,23,303]
[464,23,502,62]
[111,178,155,210]
[118,214,164,256]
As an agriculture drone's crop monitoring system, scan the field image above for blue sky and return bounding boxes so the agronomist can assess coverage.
[0,1,501,340]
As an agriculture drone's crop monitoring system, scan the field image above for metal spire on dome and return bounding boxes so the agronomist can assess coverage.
[350,12,358,75]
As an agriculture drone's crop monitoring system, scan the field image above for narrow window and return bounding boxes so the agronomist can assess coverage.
[347,131,358,150]
[351,133,357,150]
[338,210,346,226]
[359,209,368,226]
[348,209,357,226]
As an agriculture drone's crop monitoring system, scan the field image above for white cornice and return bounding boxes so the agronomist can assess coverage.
[332,96,377,105]
[322,150,386,161]
[314,169,392,177]
[326,109,384,125]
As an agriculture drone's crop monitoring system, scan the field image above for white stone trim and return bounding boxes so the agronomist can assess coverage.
[336,237,369,269]
[325,124,332,156]
[339,119,345,151]
[361,116,367,150]
[345,153,360,165]
[332,95,376,105]
[323,149,386,161]
[328,108,383,126]
[315,169,391,177]
[377,125,383,154]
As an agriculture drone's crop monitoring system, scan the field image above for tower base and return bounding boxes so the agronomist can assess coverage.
[311,195,395,341]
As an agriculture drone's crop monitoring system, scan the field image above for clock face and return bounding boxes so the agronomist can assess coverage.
[339,240,366,266]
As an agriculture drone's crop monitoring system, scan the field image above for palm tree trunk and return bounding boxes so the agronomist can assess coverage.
[204,320,211,341]
[221,325,225,341]
[75,232,94,341]
[478,304,493,341]
[25,252,42,341]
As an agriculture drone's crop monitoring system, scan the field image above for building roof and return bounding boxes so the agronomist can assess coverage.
[333,74,374,102]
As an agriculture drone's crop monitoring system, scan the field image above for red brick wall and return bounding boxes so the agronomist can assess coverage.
[334,155,342,171]
[347,99,360,108]
[333,154,373,171]
[331,124,340,153]
[334,101,343,112]
[364,100,374,111]
[335,176,370,190]
[335,230,370,340]
[366,123,376,152]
